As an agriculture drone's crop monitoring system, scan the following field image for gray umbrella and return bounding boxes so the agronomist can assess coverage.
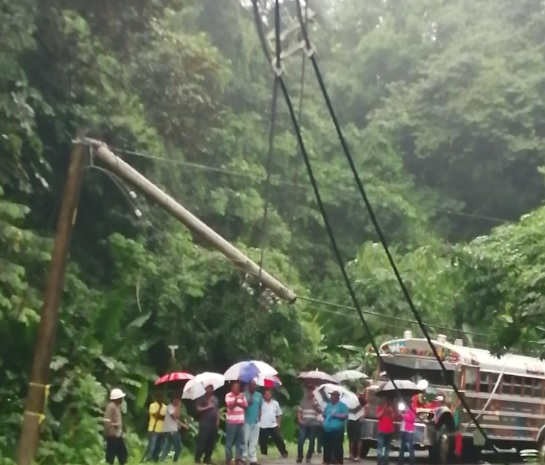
[298,369,337,384]
[375,379,422,397]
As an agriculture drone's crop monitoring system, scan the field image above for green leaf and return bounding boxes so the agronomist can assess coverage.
[128,312,151,329]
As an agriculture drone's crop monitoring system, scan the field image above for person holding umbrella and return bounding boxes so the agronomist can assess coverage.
[195,384,220,464]
[322,390,349,465]
[225,382,248,465]
[297,385,321,463]
[243,380,263,465]
[183,372,225,464]
[223,361,277,465]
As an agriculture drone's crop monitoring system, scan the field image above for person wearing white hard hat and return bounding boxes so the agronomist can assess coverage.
[103,388,128,464]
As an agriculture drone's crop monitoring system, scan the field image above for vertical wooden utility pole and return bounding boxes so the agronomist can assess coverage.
[16,142,86,465]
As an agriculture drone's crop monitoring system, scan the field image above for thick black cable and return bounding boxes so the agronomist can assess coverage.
[251,0,411,409]
[253,1,272,64]
[286,4,308,282]
[273,0,282,70]
[258,0,282,278]
[257,78,279,277]
[292,0,503,456]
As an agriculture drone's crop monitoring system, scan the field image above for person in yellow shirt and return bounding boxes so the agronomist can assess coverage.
[143,393,167,462]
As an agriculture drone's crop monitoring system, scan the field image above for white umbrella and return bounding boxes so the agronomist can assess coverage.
[313,383,364,421]
[223,360,277,382]
[298,369,337,384]
[333,370,368,382]
[182,372,225,400]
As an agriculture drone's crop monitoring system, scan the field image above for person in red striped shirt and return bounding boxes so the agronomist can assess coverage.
[225,382,248,465]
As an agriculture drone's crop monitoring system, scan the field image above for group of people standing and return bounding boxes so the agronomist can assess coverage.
[297,385,365,465]
[375,392,445,465]
[144,386,219,464]
[297,385,421,465]
[376,398,416,465]
[224,380,289,465]
[140,379,289,465]
[102,381,373,465]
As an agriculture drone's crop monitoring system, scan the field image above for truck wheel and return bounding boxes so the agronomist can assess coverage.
[538,434,545,461]
[429,425,454,464]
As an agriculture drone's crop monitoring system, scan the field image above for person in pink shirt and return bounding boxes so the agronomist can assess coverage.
[397,402,416,465]
[225,382,248,465]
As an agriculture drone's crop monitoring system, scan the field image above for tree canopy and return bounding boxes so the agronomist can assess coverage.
[2,0,545,462]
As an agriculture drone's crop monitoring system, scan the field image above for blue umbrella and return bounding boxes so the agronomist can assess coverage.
[239,362,260,383]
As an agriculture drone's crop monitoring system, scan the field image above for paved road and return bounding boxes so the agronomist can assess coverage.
[260,450,523,465]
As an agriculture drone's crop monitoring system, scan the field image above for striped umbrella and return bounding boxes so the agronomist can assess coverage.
[256,375,282,388]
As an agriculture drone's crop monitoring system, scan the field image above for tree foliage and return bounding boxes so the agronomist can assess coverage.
[2,0,545,462]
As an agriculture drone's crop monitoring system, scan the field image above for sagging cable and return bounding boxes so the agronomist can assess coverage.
[291,0,504,458]
[250,0,415,411]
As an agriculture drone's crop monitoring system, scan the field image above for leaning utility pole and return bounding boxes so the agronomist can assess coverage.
[86,138,297,303]
[16,142,86,465]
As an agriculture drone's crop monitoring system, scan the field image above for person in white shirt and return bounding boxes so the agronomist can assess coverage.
[258,389,288,458]
[160,396,187,462]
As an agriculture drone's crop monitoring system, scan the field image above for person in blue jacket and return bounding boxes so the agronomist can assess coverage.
[322,391,349,465]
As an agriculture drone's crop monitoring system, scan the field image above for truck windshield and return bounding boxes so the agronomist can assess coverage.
[381,361,455,387]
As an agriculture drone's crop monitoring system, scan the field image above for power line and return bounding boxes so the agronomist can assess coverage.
[310,304,490,348]
[299,296,488,339]
[292,0,502,457]
[258,78,280,276]
[112,147,510,224]
[251,0,416,419]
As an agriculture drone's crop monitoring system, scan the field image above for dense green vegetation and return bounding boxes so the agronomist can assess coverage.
[3,0,545,462]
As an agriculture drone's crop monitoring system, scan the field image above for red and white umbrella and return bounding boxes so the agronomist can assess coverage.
[298,369,337,385]
[256,375,282,388]
[155,371,194,385]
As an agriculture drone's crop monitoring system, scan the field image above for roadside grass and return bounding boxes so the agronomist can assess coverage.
[121,438,357,465]
[122,441,300,465]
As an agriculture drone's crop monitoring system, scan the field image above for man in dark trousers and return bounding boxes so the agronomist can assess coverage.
[195,384,220,464]
[103,388,128,465]
[259,389,288,458]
